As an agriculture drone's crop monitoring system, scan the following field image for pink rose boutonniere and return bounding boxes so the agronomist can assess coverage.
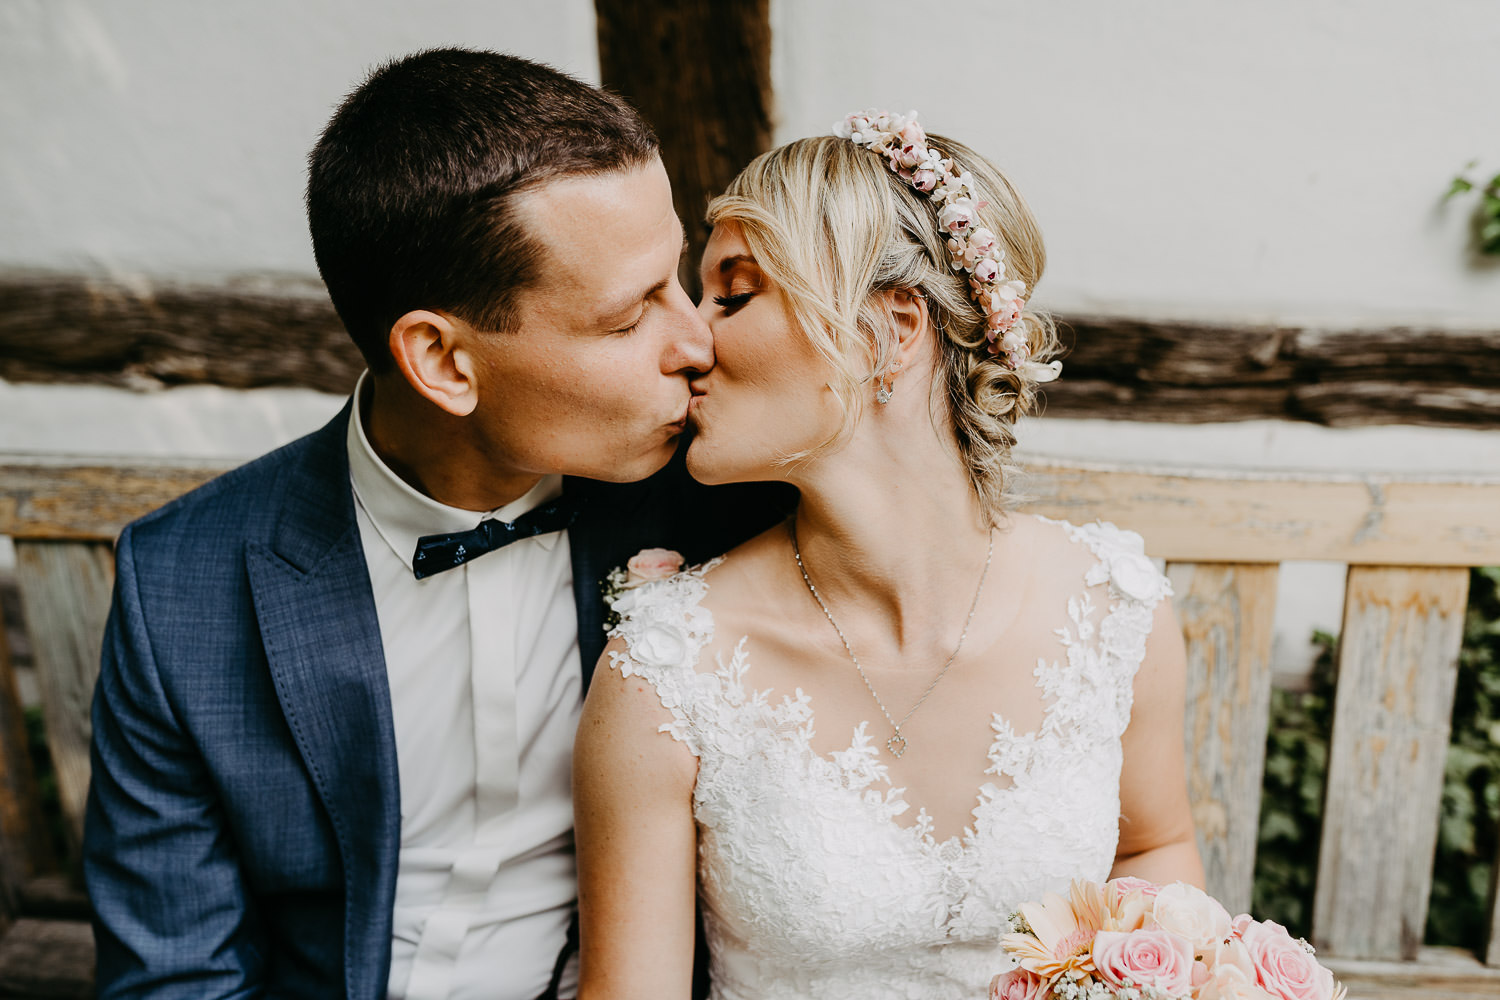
[624,547,684,586]
[601,548,685,628]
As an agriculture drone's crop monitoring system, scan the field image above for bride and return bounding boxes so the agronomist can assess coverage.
[573,111,1203,999]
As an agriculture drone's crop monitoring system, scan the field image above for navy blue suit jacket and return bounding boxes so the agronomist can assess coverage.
[84,402,790,999]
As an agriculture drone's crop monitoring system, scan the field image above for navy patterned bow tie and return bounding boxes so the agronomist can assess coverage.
[411,494,580,580]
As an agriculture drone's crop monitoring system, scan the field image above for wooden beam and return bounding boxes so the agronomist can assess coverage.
[0,272,360,393]
[4,271,1498,429]
[1168,562,1278,916]
[12,542,114,857]
[1051,317,1500,428]
[1313,567,1469,961]
[594,0,773,298]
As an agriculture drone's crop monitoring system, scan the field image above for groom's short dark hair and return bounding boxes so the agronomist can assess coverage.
[307,48,659,371]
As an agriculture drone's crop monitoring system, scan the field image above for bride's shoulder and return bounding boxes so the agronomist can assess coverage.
[1010,512,1173,606]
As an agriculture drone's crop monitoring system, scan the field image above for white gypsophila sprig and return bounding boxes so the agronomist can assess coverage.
[831,108,1060,383]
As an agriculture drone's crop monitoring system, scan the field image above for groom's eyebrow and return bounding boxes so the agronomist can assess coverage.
[595,277,671,325]
[594,221,690,324]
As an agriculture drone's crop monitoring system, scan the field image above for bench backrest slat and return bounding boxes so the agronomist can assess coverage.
[1313,566,1469,961]
[12,540,113,856]
[0,607,54,930]
[1166,561,1279,917]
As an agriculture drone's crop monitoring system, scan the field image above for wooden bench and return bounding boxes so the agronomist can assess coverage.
[1,453,1498,999]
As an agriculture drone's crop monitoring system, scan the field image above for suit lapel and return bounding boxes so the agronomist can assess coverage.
[246,403,399,1000]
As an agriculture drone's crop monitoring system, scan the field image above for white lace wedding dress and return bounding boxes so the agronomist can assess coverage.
[606,518,1173,1000]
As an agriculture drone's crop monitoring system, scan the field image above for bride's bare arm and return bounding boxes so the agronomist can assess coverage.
[1111,596,1206,887]
[574,637,700,1000]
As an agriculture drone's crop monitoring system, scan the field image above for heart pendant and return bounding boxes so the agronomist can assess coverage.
[886,733,908,758]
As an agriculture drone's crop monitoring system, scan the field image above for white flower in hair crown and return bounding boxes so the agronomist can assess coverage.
[833,109,1061,383]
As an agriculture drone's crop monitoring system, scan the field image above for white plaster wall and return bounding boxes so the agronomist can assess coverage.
[4,1,1496,324]
[0,0,599,279]
[772,0,1500,326]
[2,2,1496,681]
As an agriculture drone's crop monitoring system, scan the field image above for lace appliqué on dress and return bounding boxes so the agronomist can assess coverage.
[605,520,1171,1000]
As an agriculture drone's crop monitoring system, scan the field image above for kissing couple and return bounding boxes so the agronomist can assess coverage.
[84,47,1203,1000]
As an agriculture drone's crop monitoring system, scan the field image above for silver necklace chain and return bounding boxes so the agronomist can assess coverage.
[790,522,995,759]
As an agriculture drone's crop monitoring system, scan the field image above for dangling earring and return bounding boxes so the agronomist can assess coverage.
[875,359,902,404]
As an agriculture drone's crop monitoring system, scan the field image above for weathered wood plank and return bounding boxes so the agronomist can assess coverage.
[5,270,1498,428]
[7,455,1500,568]
[595,0,772,298]
[1022,462,1500,567]
[12,542,114,857]
[1324,948,1500,999]
[1052,317,1500,428]
[0,272,358,393]
[1167,562,1278,916]
[0,917,94,999]
[1313,567,1470,961]
[0,607,56,930]
[0,457,229,540]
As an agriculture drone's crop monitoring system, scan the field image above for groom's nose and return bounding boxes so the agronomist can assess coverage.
[660,278,714,375]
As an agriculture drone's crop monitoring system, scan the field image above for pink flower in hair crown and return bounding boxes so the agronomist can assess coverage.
[833,108,1061,384]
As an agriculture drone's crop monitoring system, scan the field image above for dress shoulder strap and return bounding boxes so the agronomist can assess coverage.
[605,557,723,755]
[1034,516,1174,610]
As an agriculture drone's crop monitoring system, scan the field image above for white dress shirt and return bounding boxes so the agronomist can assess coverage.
[346,379,581,1000]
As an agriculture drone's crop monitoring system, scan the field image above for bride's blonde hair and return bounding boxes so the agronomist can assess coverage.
[705,134,1059,519]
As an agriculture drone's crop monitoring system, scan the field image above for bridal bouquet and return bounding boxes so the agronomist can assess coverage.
[992,879,1345,1000]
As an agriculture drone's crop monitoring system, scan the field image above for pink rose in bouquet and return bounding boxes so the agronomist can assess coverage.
[1092,928,1194,992]
[1237,919,1338,1000]
[990,967,1048,1000]
[1106,876,1161,903]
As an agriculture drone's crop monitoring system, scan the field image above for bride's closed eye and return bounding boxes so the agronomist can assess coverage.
[713,291,753,315]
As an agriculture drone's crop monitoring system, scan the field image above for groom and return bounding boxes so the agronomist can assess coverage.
[84,49,780,999]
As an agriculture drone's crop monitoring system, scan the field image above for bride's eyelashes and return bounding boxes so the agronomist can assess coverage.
[713,292,753,315]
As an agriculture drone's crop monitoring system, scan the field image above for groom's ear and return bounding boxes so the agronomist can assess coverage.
[387,309,480,417]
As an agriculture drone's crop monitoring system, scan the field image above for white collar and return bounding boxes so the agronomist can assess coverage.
[345,372,565,568]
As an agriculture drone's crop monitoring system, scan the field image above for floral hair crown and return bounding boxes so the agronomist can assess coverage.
[832,109,1061,383]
